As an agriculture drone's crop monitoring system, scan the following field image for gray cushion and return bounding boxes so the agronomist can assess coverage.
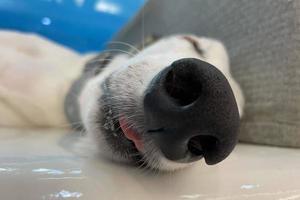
[114,0,300,147]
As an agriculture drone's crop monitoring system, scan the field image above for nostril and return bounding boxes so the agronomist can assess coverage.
[187,135,219,157]
[187,137,204,156]
[164,67,202,106]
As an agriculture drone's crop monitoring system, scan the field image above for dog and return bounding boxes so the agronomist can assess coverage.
[0,31,244,171]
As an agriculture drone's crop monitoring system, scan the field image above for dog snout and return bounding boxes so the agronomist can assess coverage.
[144,58,240,165]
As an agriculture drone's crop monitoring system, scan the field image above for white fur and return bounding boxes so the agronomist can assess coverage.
[0,30,93,128]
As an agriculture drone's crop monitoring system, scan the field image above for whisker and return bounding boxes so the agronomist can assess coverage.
[141,4,145,50]
[100,49,135,57]
[107,41,140,54]
[86,58,115,65]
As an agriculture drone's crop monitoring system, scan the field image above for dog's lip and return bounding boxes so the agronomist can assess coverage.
[119,116,144,151]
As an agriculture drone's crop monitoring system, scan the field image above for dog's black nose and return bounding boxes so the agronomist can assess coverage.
[144,58,240,165]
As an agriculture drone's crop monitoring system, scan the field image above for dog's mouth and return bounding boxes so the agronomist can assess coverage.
[101,105,142,159]
[119,116,144,152]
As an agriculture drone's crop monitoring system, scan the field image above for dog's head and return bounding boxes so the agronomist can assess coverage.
[78,35,244,171]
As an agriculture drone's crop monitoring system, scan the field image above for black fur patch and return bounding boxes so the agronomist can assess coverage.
[182,36,204,56]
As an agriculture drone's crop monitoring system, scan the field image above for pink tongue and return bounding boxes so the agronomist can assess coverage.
[119,117,144,151]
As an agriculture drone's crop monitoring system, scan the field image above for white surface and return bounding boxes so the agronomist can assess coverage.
[1,129,300,200]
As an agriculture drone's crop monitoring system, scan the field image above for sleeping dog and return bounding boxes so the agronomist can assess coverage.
[0,31,244,171]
